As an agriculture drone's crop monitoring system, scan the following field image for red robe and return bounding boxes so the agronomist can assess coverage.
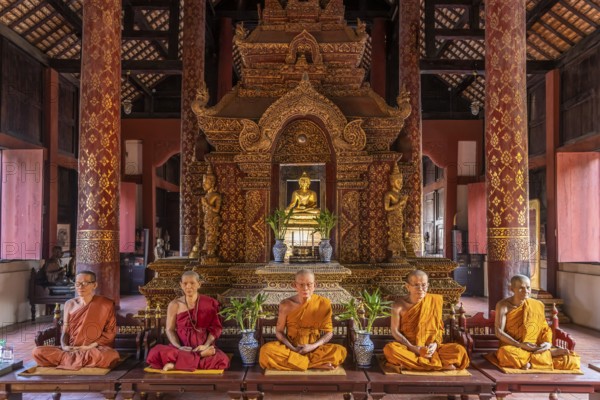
[146,295,230,371]
[32,295,120,370]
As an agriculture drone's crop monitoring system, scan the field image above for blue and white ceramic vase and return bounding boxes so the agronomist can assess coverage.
[319,239,333,262]
[354,331,374,368]
[239,329,259,366]
[272,239,287,262]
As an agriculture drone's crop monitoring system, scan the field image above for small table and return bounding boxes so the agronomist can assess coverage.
[118,359,246,400]
[472,356,600,399]
[365,361,494,400]
[0,358,138,400]
[244,361,369,400]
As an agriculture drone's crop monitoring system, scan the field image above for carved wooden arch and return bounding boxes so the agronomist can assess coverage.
[285,30,323,65]
[258,76,347,154]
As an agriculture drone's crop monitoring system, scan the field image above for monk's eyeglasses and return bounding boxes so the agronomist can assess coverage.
[408,283,428,289]
[295,282,315,288]
[75,281,96,288]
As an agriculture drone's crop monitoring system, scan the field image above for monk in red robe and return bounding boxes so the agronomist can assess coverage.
[384,270,469,371]
[259,269,347,371]
[32,270,120,370]
[146,271,230,371]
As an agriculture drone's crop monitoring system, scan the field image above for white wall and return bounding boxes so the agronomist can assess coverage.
[558,263,600,330]
[0,260,44,324]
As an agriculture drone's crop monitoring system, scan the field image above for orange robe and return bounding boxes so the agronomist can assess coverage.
[383,294,469,371]
[259,295,347,371]
[496,298,580,370]
[32,295,120,370]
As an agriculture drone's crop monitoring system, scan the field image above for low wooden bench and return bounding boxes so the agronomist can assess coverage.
[243,317,369,400]
[358,315,494,400]
[460,304,600,400]
[28,268,75,321]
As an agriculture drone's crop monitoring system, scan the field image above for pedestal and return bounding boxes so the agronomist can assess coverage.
[256,261,353,313]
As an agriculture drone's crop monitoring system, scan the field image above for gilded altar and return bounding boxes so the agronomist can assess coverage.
[141,0,465,314]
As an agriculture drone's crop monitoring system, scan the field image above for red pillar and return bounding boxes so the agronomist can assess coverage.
[371,18,387,99]
[545,69,560,294]
[398,0,423,255]
[44,68,59,258]
[217,17,233,102]
[76,0,121,305]
[142,140,157,262]
[485,0,529,310]
[180,0,206,255]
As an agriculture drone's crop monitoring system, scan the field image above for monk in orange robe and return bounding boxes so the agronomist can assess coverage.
[259,269,347,371]
[495,274,580,370]
[32,270,120,370]
[146,271,230,371]
[384,270,469,371]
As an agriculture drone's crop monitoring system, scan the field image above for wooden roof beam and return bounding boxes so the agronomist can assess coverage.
[526,0,560,30]
[9,1,46,28]
[548,10,586,37]
[537,19,576,46]
[434,28,484,40]
[559,0,599,28]
[451,74,476,96]
[419,59,555,74]
[50,59,183,74]
[46,0,83,37]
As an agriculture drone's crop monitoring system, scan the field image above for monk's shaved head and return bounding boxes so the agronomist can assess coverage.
[406,269,428,283]
[295,269,315,280]
[181,270,202,282]
[510,274,530,287]
[76,270,96,282]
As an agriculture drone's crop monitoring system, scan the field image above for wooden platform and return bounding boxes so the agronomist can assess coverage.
[471,356,600,399]
[118,358,246,400]
[244,361,369,400]
[364,361,494,400]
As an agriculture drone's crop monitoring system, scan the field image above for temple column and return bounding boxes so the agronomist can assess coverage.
[545,69,560,294]
[398,0,423,255]
[370,18,387,99]
[180,0,206,255]
[217,17,233,102]
[485,0,529,309]
[76,0,121,304]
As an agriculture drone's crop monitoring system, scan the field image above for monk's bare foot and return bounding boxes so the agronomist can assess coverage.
[551,347,570,357]
[312,363,335,370]
[162,363,175,371]
[442,364,457,371]
[200,347,216,358]
[522,362,532,370]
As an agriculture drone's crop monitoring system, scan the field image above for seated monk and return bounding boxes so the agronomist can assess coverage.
[383,270,469,371]
[259,269,347,371]
[494,274,580,370]
[146,271,230,371]
[32,270,120,370]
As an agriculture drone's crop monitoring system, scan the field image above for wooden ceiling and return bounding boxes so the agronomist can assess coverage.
[0,0,597,116]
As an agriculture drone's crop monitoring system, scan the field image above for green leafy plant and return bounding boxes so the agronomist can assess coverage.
[312,208,338,239]
[266,208,293,240]
[337,288,392,334]
[219,293,270,331]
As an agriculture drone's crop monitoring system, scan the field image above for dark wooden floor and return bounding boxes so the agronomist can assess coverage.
[5,295,599,399]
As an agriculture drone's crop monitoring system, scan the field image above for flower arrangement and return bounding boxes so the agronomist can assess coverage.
[337,288,392,333]
[312,208,338,239]
[266,208,293,240]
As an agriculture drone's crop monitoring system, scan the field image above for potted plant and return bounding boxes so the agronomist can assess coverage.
[219,293,270,366]
[266,208,293,262]
[337,288,392,367]
[312,208,338,262]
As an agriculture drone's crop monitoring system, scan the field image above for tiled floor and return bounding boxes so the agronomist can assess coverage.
[3,295,600,400]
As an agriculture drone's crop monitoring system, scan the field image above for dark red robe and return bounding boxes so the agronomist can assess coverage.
[146,295,230,371]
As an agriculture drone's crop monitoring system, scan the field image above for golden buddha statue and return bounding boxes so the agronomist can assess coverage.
[286,172,320,226]
[201,165,222,263]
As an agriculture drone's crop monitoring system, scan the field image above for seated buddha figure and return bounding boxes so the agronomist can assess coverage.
[286,172,319,224]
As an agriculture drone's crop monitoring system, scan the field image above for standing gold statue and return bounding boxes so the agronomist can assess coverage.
[286,172,319,225]
[200,165,222,263]
[384,163,408,261]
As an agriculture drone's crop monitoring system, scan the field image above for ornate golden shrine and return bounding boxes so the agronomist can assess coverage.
[140,0,464,314]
